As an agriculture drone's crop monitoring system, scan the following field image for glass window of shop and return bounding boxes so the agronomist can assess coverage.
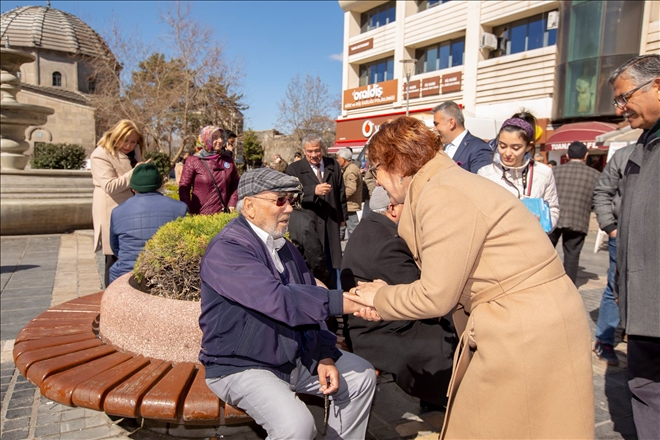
[554,0,644,119]
[417,0,451,12]
[359,57,395,86]
[360,1,396,33]
[490,11,557,59]
[415,38,465,74]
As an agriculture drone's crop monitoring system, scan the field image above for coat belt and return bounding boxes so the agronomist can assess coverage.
[440,253,565,438]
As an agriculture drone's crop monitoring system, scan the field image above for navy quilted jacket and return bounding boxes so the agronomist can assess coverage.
[109,192,188,283]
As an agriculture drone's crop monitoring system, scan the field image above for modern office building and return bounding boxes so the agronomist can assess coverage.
[334,0,659,166]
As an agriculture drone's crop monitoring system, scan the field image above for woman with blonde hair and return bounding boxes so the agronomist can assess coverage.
[90,119,147,286]
[345,116,594,439]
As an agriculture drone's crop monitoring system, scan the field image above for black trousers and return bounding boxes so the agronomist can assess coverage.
[548,228,585,283]
[627,335,660,439]
[104,254,118,289]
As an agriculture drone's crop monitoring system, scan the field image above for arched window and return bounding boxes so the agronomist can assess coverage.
[52,72,62,87]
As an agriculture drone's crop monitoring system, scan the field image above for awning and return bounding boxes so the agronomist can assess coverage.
[328,141,366,154]
[595,125,643,147]
[545,121,618,151]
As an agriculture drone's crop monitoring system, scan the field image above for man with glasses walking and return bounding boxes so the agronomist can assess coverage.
[608,54,660,439]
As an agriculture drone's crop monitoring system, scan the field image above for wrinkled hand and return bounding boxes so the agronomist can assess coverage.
[315,183,332,196]
[343,279,387,308]
[317,358,339,395]
[354,307,382,322]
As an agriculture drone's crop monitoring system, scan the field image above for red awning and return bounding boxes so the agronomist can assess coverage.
[328,141,366,154]
[545,121,618,151]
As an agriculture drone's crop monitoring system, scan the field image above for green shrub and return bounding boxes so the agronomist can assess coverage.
[144,151,172,180]
[163,182,180,200]
[133,212,238,301]
[31,143,86,170]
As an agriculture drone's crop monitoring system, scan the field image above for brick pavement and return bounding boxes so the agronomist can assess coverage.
[0,223,637,439]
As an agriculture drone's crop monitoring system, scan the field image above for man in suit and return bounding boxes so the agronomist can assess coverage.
[286,134,347,289]
[432,101,492,173]
[549,141,601,284]
[340,187,456,410]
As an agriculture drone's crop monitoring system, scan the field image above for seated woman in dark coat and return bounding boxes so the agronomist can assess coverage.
[340,186,457,408]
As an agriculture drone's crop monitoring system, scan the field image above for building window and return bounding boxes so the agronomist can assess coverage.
[359,57,394,86]
[417,0,451,11]
[415,38,465,74]
[52,72,62,87]
[490,11,557,58]
[360,1,395,33]
[87,78,96,93]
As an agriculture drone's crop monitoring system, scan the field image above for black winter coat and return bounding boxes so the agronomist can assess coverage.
[340,212,457,406]
[288,209,331,287]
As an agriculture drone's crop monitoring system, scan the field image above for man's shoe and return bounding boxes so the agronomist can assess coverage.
[594,341,619,366]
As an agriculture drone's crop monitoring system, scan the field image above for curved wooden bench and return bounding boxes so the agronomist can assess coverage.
[12,292,252,426]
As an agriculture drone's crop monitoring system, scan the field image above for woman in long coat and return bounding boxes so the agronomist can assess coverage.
[90,119,144,287]
[345,117,594,439]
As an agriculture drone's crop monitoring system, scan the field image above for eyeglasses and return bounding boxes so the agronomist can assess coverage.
[612,80,653,109]
[250,193,300,207]
[368,163,381,179]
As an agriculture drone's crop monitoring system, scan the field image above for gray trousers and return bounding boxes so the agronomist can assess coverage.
[206,350,376,440]
[627,335,660,439]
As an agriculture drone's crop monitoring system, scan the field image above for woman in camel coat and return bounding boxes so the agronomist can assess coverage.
[90,119,145,287]
[345,117,594,439]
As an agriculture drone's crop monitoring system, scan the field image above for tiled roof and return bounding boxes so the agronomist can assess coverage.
[21,83,91,106]
[1,6,114,60]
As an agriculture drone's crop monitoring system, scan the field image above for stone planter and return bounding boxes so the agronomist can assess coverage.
[99,272,202,364]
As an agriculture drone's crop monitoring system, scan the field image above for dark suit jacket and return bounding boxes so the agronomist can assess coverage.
[452,130,493,173]
[288,209,330,287]
[340,211,456,405]
[286,157,347,271]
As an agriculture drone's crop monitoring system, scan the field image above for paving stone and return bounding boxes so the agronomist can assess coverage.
[394,421,434,438]
[367,423,402,440]
[5,406,32,419]
[84,412,113,428]
[419,411,445,430]
[13,381,36,392]
[3,417,31,432]
[0,428,30,440]
[61,407,86,422]
[36,423,62,438]
[37,411,63,426]
[60,416,87,433]
[8,394,35,409]
[60,424,115,440]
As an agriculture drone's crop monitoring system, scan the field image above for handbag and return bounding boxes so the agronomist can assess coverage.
[521,198,552,233]
[199,158,229,213]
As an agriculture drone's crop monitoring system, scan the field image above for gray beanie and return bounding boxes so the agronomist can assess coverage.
[238,167,302,200]
[370,186,391,211]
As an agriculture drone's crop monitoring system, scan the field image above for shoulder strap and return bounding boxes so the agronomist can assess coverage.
[199,158,226,212]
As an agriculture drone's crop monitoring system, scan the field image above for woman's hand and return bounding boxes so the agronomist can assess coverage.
[343,279,387,308]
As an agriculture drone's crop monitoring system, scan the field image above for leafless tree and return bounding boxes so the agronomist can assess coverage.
[276,74,339,145]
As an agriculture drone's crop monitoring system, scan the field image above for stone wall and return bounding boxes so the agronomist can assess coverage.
[16,89,96,157]
[256,129,336,166]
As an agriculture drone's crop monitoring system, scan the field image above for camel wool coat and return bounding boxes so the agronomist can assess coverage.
[373,153,594,439]
[90,146,142,255]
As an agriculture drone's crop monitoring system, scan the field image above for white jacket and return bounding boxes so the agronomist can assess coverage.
[478,158,559,229]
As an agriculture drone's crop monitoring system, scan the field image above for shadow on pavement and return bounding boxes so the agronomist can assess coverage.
[0,264,40,274]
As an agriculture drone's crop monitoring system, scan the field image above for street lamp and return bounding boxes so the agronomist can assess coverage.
[399,58,417,116]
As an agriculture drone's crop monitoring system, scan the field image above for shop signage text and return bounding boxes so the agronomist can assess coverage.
[348,38,373,56]
[441,72,462,93]
[402,80,420,99]
[421,76,441,97]
[343,79,398,110]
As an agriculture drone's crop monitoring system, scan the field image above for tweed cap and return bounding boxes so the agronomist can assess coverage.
[568,141,588,159]
[238,167,302,200]
[130,163,162,193]
[370,186,391,211]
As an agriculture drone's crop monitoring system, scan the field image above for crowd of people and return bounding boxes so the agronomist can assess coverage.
[89,54,659,439]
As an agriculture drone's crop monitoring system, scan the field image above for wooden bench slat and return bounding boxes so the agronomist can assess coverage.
[23,319,96,328]
[71,356,150,410]
[16,324,92,343]
[104,360,170,418]
[13,333,96,359]
[141,362,196,421]
[224,403,252,425]
[16,339,103,377]
[26,345,116,385]
[41,352,133,406]
[182,366,220,421]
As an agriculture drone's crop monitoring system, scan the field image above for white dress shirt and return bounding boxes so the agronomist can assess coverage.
[444,129,468,159]
[246,220,286,273]
[310,161,324,180]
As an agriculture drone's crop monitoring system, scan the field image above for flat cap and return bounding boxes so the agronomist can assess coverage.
[370,186,391,211]
[238,167,302,200]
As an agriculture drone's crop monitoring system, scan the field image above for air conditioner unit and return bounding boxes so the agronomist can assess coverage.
[480,32,498,51]
[547,11,559,30]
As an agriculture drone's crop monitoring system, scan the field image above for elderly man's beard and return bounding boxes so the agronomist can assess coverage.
[263,219,289,240]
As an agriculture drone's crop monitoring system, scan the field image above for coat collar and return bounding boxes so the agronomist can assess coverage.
[302,157,335,182]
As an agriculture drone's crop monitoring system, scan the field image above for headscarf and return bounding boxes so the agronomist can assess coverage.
[500,118,534,140]
[195,126,224,156]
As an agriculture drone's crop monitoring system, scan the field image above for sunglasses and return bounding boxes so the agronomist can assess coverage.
[251,193,300,207]
[612,79,653,109]
[368,163,381,179]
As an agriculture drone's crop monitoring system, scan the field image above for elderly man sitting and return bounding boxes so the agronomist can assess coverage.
[199,167,376,439]
[340,187,457,410]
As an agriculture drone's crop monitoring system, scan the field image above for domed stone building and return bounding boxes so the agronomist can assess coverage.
[1,4,116,156]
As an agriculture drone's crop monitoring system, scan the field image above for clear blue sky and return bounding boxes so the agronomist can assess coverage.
[1,1,345,131]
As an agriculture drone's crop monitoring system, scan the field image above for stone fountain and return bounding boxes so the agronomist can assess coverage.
[1,45,94,235]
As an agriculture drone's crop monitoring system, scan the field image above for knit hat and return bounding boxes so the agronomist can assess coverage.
[238,167,302,200]
[567,141,588,159]
[370,186,391,211]
[130,163,162,193]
